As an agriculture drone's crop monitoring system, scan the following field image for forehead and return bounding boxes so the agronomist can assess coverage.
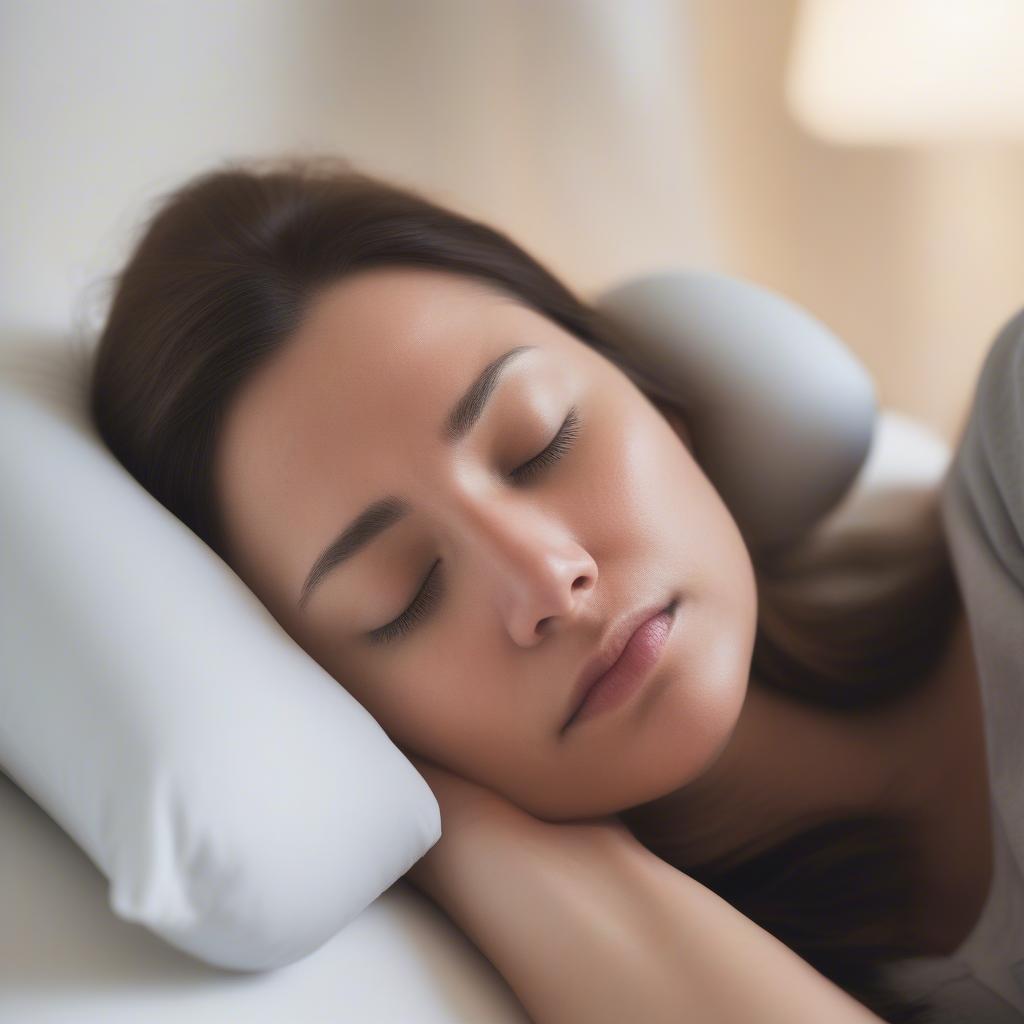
[214,266,579,603]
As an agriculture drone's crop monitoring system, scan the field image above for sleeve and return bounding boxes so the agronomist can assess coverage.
[943,305,1024,591]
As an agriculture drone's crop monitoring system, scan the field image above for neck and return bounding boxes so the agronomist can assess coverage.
[633,676,922,863]
[622,603,992,955]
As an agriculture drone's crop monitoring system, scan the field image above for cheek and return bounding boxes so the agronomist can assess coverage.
[337,644,493,761]
[595,403,756,619]
[586,404,700,546]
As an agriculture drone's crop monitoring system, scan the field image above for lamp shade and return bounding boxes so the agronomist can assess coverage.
[785,0,1024,144]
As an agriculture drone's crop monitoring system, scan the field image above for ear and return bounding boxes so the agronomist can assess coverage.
[651,397,695,455]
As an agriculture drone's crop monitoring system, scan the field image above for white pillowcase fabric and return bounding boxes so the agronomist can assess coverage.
[0,342,441,972]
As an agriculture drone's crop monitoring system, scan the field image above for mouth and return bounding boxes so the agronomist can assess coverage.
[561,597,679,734]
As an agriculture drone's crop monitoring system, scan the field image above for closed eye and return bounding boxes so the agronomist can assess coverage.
[364,404,582,647]
[367,557,443,646]
[508,404,581,484]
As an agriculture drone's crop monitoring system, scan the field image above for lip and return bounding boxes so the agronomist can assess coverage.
[561,598,678,734]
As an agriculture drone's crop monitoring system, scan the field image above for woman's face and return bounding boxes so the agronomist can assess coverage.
[215,266,758,821]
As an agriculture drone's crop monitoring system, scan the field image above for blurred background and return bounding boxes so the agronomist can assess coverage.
[3,0,1023,445]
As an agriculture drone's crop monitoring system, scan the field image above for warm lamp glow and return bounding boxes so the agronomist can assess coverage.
[785,0,1024,143]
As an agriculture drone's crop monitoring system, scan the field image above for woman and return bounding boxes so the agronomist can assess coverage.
[89,155,1010,1023]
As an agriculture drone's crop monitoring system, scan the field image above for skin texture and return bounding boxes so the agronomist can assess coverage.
[213,265,996,953]
[214,265,759,822]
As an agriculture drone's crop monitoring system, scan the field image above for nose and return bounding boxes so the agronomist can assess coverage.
[456,495,598,647]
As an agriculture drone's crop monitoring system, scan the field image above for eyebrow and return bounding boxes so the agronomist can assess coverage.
[297,344,538,611]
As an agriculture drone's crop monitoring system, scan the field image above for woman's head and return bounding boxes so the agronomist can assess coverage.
[92,156,959,1020]
[91,157,757,822]
[215,264,757,820]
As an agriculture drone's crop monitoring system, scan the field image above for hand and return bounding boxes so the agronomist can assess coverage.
[402,753,637,900]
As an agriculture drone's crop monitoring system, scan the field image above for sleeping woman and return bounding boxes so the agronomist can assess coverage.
[88,156,1021,1024]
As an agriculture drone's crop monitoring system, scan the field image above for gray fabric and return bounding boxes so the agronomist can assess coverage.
[880,307,1024,1022]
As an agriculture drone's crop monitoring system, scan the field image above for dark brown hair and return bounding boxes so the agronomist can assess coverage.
[89,155,958,1023]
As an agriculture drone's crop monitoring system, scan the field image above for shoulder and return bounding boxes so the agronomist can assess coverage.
[959,305,1024,483]
[945,306,1024,580]
[971,306,1024,436]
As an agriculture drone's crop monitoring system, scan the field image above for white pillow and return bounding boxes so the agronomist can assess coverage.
[0,339,441,972]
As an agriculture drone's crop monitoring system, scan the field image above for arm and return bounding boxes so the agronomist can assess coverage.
[405,759,884,1024]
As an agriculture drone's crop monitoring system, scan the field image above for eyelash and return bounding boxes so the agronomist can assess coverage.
[365,405,582,647]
